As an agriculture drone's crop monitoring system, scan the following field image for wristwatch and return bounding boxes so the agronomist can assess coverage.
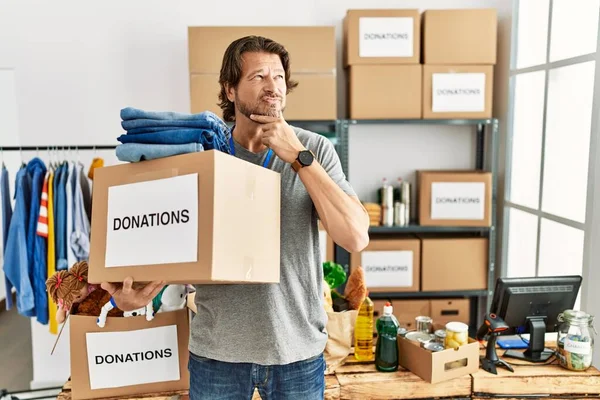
[292,149,315,172]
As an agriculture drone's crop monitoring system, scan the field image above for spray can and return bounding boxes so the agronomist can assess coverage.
[380,178,394,227]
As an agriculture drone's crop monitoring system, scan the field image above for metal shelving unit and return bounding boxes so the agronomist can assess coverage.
[328,117,500,333]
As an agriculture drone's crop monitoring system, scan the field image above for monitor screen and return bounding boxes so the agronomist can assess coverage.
[489,275,582,335]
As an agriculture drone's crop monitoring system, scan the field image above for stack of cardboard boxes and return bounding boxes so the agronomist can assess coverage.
[422,9,497,119]
[69,151,283,399]
[187,26,337,121]
[351,168,493,330]
[345,8,497,119]
[345,9,423,119]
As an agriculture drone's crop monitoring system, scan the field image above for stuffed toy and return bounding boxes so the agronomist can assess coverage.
[97,299,154,328]
[155,284,194,313]
[46,261,123,323]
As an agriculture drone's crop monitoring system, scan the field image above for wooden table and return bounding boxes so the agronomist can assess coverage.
[57,353,600,400]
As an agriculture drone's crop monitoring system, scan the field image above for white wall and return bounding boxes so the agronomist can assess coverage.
[0,0,512,389]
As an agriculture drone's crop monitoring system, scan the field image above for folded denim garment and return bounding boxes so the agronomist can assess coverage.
[121,107,222,122]
[116,143,204,162]
[125,126,188,135]
[117,129,228,153]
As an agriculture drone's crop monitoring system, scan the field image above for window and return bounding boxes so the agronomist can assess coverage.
[504,0,600,310]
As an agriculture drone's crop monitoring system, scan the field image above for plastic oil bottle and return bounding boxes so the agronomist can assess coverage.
[354,295,374,361]
[375,302,400,372]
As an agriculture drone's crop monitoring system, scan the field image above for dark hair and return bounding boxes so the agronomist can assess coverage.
[218,35,298,122]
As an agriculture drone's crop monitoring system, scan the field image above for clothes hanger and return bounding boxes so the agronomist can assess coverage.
[1,147,5,169]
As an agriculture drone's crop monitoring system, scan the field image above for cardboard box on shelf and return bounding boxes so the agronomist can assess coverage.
[418,170,492,227]
[319,222,335,264]
[350,238,420,293]
[421,237,488,291]
[430,299,470,330]
[422,65,494,119]
[423,9,497,65]
[70,308,190,400]
[349,64,422,119]
[88,151,281,284]
[188,26,336,74]
[398,335,479,383]
[188,26,337,121]
[344,9,421,66]
[373,299,430,333]
[190,73,337,121]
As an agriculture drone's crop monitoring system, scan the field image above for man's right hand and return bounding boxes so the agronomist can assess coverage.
[101,277,166,312]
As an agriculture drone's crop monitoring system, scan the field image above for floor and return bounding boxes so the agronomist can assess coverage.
[0,305,33,394]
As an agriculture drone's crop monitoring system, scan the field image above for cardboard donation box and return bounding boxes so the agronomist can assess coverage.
[88,151,281,284]
[351,238,420,293]
[430,299,470,330]
[70,309,190,400]
[188,26,337,120]
[423,9,497,65]
[344,9,421,65]
[421,237,488,291]
[398,336,479,383]
[349,64,422,119]
[418,170,492,227]
[423,65,494,119]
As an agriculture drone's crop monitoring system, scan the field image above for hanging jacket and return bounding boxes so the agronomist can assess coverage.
[3,166,35,316]
[47,172,58,334]
[25,158,47,325]
[1,166,13,310]
[71,163,90,262]
[35,172,49,325]
[55,164,68,271]
[66,162,77,268]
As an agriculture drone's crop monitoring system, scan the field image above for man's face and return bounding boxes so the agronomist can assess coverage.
[228,51,287,119]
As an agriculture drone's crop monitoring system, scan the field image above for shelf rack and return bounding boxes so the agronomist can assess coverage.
[301,117,499,334]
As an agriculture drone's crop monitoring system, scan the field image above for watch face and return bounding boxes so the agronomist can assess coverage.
[298,150,314,166]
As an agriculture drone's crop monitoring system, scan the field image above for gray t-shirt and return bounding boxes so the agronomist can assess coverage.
[189,126,356,365]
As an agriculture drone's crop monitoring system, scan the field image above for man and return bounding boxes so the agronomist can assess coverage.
[102,36,369,399]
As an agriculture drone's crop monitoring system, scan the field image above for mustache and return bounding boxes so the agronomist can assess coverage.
[261,94,282,100]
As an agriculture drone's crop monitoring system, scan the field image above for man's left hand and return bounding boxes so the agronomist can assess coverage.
[250,114,305,164]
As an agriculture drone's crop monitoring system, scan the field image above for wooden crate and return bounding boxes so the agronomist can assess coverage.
[57,380,189,400]
[472,363,600,398]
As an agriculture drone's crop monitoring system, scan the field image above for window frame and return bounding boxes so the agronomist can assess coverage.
[502,0,600,295]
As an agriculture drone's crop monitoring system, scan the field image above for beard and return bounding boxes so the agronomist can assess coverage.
[235,92,285,119]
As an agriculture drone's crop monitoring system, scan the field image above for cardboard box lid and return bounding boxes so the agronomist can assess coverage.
[344,9,421,66]
[423,9,497,64]
[188,26,336,74]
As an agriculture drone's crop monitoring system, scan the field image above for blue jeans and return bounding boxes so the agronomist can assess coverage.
[188,352,326,400]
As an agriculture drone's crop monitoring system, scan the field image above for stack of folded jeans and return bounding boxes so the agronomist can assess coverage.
[115,107,232,162]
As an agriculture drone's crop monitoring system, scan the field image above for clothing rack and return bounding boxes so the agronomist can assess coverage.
[0,145,117,151]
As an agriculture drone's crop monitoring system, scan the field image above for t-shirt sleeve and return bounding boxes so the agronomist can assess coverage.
[315,136,357,197]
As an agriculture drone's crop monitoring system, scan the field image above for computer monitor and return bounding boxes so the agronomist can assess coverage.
[489,275,582,363]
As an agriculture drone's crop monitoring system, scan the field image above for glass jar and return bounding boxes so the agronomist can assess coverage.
[557,310,596,371]
[445,322,469,349]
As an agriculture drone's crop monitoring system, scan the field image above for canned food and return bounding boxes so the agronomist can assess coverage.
[405,331,434,344]
[434,329,447,343]
[423,342,445,352]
